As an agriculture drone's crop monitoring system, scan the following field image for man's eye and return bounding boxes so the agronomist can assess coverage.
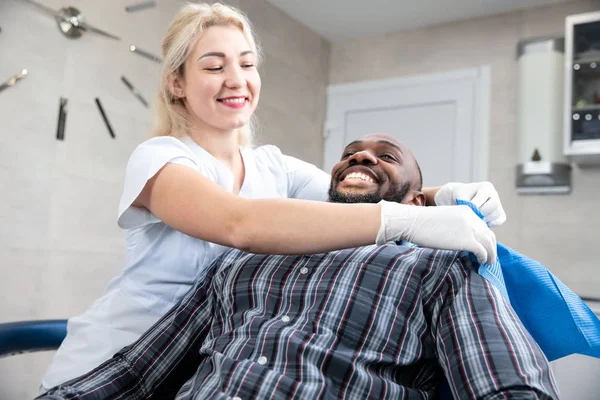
[380,154,396,161]
[204,67,223,71]
[342,152,355,159]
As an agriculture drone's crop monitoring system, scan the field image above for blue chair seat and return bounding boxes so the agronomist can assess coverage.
[0,320,67,358]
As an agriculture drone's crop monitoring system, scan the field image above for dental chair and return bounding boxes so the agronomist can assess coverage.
[0,320,67,358]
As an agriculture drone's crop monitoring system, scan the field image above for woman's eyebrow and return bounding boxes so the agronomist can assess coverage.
[199,50,254,60]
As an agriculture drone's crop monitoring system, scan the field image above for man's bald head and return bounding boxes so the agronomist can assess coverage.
[361,134,423,190]
[328,133,425,205]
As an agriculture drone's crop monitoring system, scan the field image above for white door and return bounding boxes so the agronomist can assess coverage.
[323,67,490,187]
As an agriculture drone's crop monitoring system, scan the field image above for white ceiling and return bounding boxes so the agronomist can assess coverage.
[266,0,575,43]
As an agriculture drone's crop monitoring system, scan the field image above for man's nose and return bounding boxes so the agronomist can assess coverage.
[349,150,377,165]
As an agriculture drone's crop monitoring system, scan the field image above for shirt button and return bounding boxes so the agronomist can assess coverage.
[257,356,268,365]
[300,267,309,275]
[281,315,290,323]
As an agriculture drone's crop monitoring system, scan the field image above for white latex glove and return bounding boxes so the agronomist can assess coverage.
[376,201,497,264]
[434,182,507,228]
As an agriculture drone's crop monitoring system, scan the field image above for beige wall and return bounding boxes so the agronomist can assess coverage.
[0,0,329,398]
[243,0,331,166]
[330,0,600,296]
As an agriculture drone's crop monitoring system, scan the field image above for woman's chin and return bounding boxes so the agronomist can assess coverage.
[216,116,251,130]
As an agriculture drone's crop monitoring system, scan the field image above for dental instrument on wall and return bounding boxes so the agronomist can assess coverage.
[121,76,149,108]
[56,97,67,141]
[125,0,156,13]
[94,98,115,139]
[22,0,120,40]
[129,44,162,64]
[0,69,28,94]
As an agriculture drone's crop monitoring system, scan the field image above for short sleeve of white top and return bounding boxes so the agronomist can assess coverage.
[41,135,330,389]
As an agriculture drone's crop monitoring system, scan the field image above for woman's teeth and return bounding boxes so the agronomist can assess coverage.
[220,98,246,104]
[343,172,375,183]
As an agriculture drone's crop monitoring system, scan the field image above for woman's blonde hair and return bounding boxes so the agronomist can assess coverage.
[152,2,261,147]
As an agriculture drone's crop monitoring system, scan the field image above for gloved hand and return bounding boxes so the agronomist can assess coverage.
[376,201,497,264]
[434,182,506,228]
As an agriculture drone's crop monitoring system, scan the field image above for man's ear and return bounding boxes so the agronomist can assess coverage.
[405,191,426,206]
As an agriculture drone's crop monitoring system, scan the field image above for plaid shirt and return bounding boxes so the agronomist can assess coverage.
[38,245,559,400]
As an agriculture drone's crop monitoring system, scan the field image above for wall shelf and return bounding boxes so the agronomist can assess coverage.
[573,104,600,112]
[574,53,600,65]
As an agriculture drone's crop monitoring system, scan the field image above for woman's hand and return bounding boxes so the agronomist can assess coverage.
[434,182,506,228]
[376,201,497,264]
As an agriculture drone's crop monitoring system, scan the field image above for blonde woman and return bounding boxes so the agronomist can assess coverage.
[41,2,505,389]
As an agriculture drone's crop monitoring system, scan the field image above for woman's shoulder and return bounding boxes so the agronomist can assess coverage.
[247,144,286,167]
[133,135,194,154]
[251,144,324,172]
[250,143,284,157]
[127,136,200,166]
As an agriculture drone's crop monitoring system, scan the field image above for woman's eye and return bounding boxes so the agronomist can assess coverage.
[241,63,255,68]
[204,67,223,71]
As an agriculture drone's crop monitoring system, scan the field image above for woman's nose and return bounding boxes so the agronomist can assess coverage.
[224,65,246,89]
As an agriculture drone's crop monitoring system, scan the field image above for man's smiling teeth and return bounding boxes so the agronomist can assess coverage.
[344,172,375,183]
[221,98,246,104]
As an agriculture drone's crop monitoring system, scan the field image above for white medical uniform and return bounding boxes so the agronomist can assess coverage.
[41,135,330,389]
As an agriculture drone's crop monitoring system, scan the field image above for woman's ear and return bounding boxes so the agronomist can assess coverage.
[168,74,185,99]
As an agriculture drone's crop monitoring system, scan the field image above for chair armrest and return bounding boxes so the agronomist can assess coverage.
[0,320,67,358]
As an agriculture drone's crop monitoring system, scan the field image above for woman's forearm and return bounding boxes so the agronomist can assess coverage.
[144,163,382,255]
[422,186,441,206]
[231,197,382,255]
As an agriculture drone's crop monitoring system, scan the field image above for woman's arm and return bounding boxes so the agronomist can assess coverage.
[136,163,381,255]
[422,186,441,206]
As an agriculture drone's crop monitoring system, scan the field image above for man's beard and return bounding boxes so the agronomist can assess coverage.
[328,181,411,204]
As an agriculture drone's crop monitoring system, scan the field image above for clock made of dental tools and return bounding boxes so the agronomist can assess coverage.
[0,0,165,140]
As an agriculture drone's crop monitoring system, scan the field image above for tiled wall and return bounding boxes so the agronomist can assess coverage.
[0,0,329,397]
[330,0,600,296]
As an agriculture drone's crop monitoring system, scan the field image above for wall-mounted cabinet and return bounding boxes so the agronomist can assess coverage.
[564,11,600,164]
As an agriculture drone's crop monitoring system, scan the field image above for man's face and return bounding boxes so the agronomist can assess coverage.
[329,134,423,205]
